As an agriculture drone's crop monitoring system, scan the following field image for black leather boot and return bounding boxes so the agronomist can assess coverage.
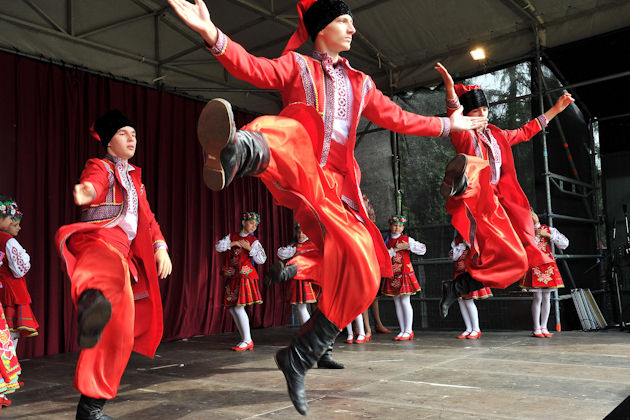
[264,261,298,285]
[197,98,270,191]
[440,272,485,318]
[275,309,340,415]
[440,154,469,198]
[317,342,344,369]
[76,394,114,420]
[77,289,112,349]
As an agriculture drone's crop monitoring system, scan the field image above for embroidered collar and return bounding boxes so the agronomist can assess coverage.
[239,231,253,237]
[106,154,135,172]
[390,233,402,239]
[312,51,349,68]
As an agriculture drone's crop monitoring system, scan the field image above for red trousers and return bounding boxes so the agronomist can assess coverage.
[66,228,134,399]
[447,157,528,288]
[244,108,380,329]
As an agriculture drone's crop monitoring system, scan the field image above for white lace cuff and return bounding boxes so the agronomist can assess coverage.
[250,240,267,264]
[6,238,31,277]
[277,245,297,260]
[215,234,231,252]
[450,241,467,261]
[408,237,427,256]
[550,227,569,250]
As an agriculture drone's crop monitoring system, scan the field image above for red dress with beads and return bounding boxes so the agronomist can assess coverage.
[520,225,566,289]
[221,233,263,307]
[0,232,39,337]
[452,241,493,300]
[381,234,422,296]
[281,239,320,304]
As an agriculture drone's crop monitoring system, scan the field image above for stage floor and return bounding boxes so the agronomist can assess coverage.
[7,328,630,419]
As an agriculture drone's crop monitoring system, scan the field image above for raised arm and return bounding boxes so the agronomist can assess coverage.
[168,0,218,46]
[544,93,574,123]
[169,0,291,90]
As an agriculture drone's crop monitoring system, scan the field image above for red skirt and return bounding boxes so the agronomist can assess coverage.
[2,304,39,338]
[381,273,421,296]
[461,287,493,300]
[0,303,21,398]
[224,276,263,307]
[520,262,564,289]
[286,279,319,304]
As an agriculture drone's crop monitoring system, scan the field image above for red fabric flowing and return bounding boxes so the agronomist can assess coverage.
[446,157,529,288]
[0,50,293,359]
[282,0,317,55]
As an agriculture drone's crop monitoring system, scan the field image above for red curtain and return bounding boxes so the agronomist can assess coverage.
[0,51,294,358]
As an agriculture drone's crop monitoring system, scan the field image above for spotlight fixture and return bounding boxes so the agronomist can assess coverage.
[470,48,486,61]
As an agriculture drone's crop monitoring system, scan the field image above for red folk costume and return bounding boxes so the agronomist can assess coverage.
[277,238,320,304]
[451,238,492,299]
[216,232,265,306]
[207,26,451,328]
[520,224,568,289]
[381,233,425,296]
[445,85,553,289]
[55,155,167,400]
[0,253,21,401]
[0,231,39,337]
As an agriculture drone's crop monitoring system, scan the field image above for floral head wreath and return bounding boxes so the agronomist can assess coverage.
[242,212,260,223]
[389,215,407,225]
[0,199,18,219]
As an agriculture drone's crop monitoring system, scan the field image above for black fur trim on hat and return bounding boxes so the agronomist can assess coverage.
[459,89,489,116]
[304,0,352,41]
[93,109,135,147]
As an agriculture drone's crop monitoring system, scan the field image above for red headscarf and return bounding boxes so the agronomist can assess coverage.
[282,0,317,55]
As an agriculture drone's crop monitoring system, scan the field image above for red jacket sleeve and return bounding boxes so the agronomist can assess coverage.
[361,77,450,138]
[79,159,111,204]
[207,29,295,90]
[497,116,547,146]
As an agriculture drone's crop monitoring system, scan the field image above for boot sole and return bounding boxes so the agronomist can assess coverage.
[440,154,468,198]
[197,98,235,191]
[78,298,112,349]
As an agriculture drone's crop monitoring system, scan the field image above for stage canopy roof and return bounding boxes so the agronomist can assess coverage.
[1,0,629,117]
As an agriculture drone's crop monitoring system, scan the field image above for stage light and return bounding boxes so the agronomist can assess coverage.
[470,48,486,61]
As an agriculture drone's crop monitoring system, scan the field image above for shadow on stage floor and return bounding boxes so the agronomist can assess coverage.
[5,328,630,419]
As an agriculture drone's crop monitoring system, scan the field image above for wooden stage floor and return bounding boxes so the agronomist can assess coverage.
[6,328,630,419]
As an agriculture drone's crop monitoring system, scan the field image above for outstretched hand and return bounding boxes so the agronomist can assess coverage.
[168,0,217,44]
[73,182,96,206]
[434,62,454,89]
[554,93,574,113]
[449,106,488,132]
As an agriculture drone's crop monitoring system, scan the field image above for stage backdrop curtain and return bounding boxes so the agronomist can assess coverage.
[0,51,294,358]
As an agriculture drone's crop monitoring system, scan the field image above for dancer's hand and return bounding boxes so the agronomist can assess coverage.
[449,107,488,132]
[394,242,410,252]
[434,62,454,90]
[544,92,574,122]
[73,182,96,205]
[168,0,218,45]
[238,240,252,251]
[155,249,173,279]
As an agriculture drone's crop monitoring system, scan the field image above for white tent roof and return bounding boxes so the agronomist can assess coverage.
[1,0,629,114]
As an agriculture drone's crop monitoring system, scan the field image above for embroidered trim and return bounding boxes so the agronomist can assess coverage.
[208,29,228,56]
[440,117,451,137]
[536,114,548,130]
[446,97,461,110]
[294,53,318,110]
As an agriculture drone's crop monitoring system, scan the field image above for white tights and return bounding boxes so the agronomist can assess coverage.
[346,314,365,340]
[531,290,552,332]
[10,331,19,351]
[294,303,311,326]
[393,294,413,337]
[228,306,252,344]
[458,298,479,333]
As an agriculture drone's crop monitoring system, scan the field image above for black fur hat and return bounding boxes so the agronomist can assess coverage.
[91,109,135,147]
[303,0,352,41]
